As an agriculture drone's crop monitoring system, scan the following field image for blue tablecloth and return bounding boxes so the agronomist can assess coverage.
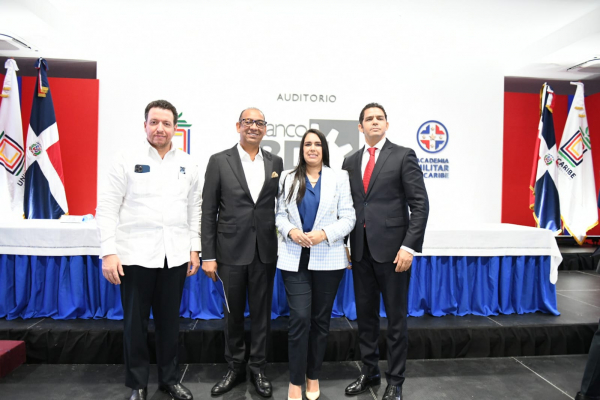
[0,254,558,320]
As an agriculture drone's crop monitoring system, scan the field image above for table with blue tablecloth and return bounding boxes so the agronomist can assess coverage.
[0,220,562,320]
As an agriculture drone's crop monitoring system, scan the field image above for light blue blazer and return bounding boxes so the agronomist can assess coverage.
[276,166,356,272]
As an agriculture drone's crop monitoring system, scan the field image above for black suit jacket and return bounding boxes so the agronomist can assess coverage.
[201,144,284,265]
[342,139,429,263]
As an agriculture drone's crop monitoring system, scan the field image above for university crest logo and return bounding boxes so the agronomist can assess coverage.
[175,112,192,154]
[0,130,25,175]
[417,120,449,153]
[559,128,589,168]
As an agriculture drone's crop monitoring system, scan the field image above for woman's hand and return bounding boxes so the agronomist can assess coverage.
[305,229,327,246]
[289,228,313,248]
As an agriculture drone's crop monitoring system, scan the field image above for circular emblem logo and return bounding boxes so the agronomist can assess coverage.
[29,142,42,156]
[416,120,449,153]
[544,154,554,165]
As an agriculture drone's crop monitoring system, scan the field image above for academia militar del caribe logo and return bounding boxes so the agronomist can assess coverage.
[416,120,450,179]
[417,120,449,153]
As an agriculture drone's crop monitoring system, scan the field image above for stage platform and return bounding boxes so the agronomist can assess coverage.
[0,271,598,365]
[558,240,600,271]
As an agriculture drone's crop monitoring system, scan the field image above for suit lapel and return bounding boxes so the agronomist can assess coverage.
[313,167,334,229]
[225,144,253,202]
[353,147,365,199]
[256,148,273,202]
[366,139,392,196]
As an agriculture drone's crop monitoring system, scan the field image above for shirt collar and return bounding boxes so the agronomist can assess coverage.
[145,140,176,159]
[237,143,264,162]
[363,137,386,155]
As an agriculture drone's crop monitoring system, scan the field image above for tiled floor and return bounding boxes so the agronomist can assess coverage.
[0,356,587,399]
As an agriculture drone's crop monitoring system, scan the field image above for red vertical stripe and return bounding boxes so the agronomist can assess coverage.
[502,92,539,227]
[46,142,66,185]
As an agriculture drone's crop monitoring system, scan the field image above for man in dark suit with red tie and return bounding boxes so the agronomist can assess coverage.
[342,103,429,400]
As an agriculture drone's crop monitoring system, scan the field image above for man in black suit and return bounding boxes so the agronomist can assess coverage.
[202,108,283,398]
[342,103,429,400]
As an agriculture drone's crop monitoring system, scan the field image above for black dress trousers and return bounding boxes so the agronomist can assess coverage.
[281,247,345,386]
[218,246,277,376]
[579,319,600,397]
[352,232,410,387]
[120,259,188,389]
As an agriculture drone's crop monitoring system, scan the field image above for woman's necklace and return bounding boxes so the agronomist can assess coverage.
[307,171,320,185]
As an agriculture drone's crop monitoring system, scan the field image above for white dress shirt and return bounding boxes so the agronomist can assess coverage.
[361,136,415,255]
[96,141,201,269]
[237,143,265,203]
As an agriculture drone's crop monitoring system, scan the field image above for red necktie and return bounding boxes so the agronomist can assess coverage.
[363,147,376,193]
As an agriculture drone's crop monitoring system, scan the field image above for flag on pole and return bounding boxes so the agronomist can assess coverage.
[529,83,561,232]
[557,82,598,244]
[0,59,25,218]
[24,58,68,219]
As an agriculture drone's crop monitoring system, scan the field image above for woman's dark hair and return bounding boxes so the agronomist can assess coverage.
[286,129,330,205]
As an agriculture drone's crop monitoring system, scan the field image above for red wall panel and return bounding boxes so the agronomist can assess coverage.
[502,92,538,227]
[0,74,99,216]
[587,93,600,235]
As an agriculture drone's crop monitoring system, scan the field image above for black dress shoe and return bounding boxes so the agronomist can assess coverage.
[159,383,193,400]
[129,388,147,400]
[345,374,381,395]
[250,372,272,398]
[382,384,402,400]
[211,370,246,396]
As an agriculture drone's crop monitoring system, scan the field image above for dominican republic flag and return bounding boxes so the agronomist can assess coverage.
[0,59,25,218]
[557,82,598,244]
[24,58,68,219]
[529,83,561,233]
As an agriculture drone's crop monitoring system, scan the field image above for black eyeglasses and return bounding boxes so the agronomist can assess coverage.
[239,118,267,128]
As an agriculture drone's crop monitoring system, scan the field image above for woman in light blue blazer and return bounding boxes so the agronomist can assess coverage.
[276,129,356,400]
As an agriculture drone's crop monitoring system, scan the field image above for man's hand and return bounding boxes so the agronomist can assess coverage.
[393,248,413,273]
[187,251,201,277]
[202,260,218,282]
[102,254,124,284]
[289,228,313,248]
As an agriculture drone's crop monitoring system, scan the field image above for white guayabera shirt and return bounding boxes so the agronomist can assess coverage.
[96,141,201,269]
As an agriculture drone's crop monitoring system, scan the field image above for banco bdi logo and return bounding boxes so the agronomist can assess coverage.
[262,119,358,169]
